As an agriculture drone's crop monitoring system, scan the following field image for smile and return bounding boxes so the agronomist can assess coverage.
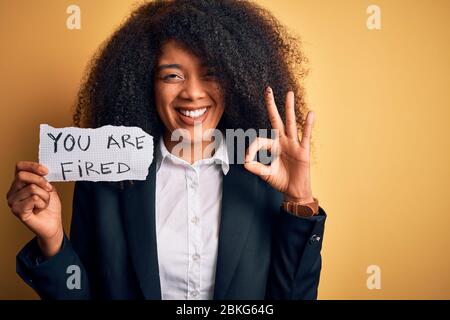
[177,107,208,118]
[175,106,211,125]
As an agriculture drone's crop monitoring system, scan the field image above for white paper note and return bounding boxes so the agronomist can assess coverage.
[39,124,154,182]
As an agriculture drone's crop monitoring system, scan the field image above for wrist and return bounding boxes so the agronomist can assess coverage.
[37,228,64,258]
[282,196,319,217]
[283,194,314,205]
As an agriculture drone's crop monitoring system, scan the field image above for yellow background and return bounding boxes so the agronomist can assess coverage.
[1,0,449,299]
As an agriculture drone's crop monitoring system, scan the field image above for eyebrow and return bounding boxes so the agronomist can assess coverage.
[156,64,182,72]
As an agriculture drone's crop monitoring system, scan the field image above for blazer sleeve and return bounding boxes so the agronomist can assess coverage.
[266,197,327,300]
[16,181,95,300]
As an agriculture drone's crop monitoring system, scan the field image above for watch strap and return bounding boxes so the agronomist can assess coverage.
[282,197,319,217]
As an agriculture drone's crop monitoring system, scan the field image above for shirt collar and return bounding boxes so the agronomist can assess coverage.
[155,133,230,175]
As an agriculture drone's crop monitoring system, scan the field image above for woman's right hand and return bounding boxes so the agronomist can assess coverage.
[6,161,63,258]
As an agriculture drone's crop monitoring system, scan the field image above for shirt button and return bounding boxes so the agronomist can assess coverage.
[191,216,200,224]
[191,290,199,298]
[192,253,200,261]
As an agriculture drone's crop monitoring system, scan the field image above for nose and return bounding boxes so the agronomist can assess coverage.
[179,76,207,101]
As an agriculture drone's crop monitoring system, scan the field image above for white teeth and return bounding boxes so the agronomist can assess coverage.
[179,107,207,118]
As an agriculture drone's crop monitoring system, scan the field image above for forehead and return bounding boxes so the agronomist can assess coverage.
[157,40,204,68]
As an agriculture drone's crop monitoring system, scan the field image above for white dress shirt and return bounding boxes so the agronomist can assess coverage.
[155,135,229,300]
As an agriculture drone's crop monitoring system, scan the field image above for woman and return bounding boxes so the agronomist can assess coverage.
[7,0,326,300]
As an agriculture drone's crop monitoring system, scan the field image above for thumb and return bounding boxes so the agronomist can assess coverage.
[244,160,274,181]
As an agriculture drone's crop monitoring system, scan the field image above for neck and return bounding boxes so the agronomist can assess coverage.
[163,131,217,165]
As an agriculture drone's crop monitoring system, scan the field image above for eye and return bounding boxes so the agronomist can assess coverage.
[162,73,183,81]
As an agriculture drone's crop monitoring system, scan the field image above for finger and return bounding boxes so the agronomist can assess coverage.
[244,160,274,180]
[245,138,270,175]
[15,161,48,175]
[285,91,298,141]
[9,171,52,196]
[244,137,280,179]
[8,184,50,208]
[300,110,314,149]
[12,195,46,222]
[245,137,275,164]
[8,162,49,198]
[265,87,285,136]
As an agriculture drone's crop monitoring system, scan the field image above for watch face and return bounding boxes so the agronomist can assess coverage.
[297,205,314,217]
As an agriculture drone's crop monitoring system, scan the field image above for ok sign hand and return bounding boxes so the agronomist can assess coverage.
[244,87,315,204]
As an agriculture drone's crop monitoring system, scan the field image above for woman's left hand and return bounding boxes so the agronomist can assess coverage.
[244,87,315,204]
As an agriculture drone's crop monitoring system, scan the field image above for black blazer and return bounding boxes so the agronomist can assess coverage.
[16,160,327,300]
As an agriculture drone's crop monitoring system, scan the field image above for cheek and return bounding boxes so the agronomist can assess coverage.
[212,99,225,123]
[154,86,177,118]
[209,84,225,113]
[216,105,225,119]
[155,85,168,106]
[214,89,225,112]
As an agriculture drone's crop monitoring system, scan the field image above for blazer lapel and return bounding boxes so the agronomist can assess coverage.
[120,148,259,300]
[121,161,161,299]
[213,163,259,299]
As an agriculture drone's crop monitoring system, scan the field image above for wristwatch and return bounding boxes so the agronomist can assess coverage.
[282,197,319,217]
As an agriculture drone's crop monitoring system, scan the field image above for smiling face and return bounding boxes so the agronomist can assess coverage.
[154,40,225,148]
